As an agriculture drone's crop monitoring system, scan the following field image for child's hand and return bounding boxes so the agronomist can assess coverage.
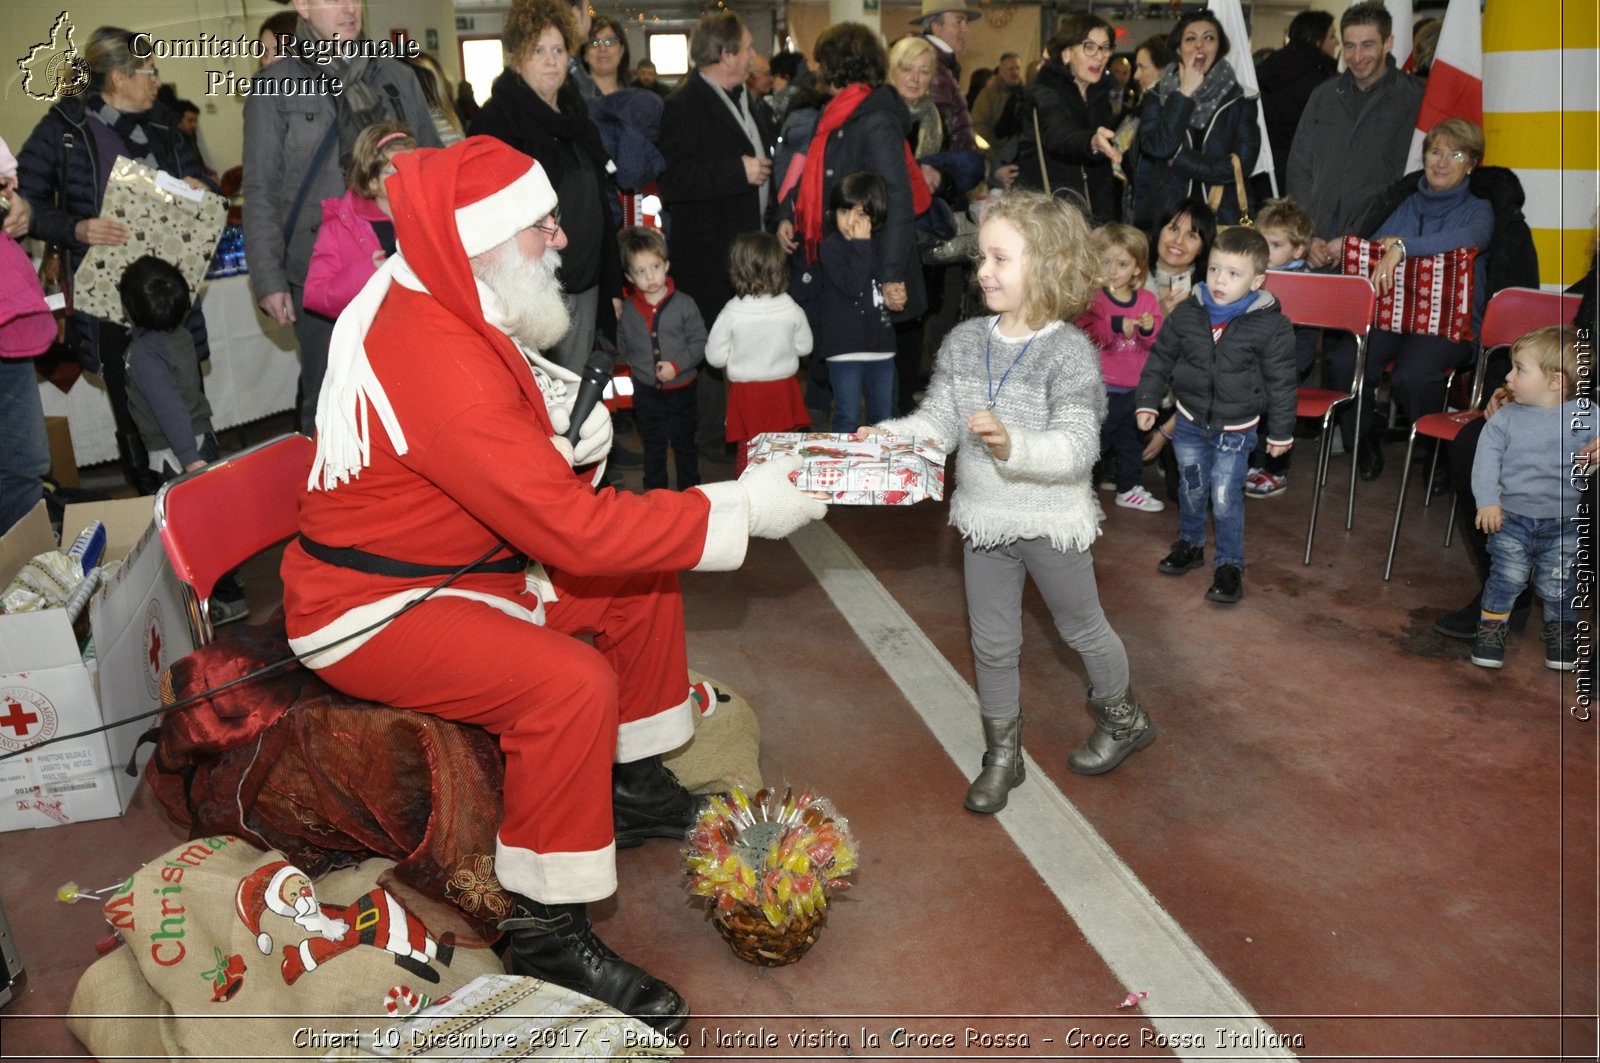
[1266,440,1293,458]
[1485,386,1512,418]
[854,424,887,441]
[656,361,677,383]
[1121,317,1137,338]
[882,282,907,313]
[968,409,1011,461]
[1475,504,1503,533]
[1135,410,1157,432]
[1141,429,1168,461]
[371,250,386,269]
[1159,285,1188,316]
[1137,311,1155,332]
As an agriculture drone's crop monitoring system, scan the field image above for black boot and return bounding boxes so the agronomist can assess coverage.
[613,756,699,848]
[1357,432,1385,482]
[500,897,689,1032]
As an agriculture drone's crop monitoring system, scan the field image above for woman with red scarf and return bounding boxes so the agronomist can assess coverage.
[776,23,932,358]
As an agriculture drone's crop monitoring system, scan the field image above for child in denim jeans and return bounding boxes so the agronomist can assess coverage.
[1471,325,1595,670]
[1135,227,1297,604]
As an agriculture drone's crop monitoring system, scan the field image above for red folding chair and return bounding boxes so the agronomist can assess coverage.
[1262,272,1377,564]
[153,434,314,645]
[1384,288,1583,580]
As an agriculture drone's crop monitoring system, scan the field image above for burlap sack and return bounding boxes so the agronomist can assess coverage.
[68,837,503,1060]
[664,671,762,794]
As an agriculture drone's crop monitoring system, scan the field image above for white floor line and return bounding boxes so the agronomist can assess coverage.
[788,522,1299,1061]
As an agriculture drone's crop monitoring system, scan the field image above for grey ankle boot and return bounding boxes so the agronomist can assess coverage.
[1067,686,1155,776]
[964,714,1025,813]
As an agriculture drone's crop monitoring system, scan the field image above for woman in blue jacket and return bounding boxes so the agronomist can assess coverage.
[1132,11,1261,229]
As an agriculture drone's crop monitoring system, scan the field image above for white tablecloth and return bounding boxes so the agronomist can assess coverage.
[38,275,301,466]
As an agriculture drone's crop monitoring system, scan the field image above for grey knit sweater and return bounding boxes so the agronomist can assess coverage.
[880,317,1106,552]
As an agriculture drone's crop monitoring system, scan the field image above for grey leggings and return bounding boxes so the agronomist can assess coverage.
[963,537,1130,720]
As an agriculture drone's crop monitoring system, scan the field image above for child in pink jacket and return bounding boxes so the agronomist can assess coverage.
[303,124,415,320]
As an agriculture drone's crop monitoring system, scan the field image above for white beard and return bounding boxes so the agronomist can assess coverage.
[473,242,571,353]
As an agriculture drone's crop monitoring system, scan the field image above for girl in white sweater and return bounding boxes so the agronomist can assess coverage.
[706,231,814,474]
[862,191,1154,812]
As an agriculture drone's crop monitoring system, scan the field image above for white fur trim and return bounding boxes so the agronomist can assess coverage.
[614,692,696,762]
[288,588,544,671]
[494,837,616,904]
[262,864,301,918]
[455,164,558,258]
[690,481,749,571]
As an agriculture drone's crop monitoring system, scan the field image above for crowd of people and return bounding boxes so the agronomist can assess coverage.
[0,0,1594,1037]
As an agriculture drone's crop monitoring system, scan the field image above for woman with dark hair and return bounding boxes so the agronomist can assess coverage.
[470,0,622,373]
[776,23,932,415]
[1132,10,1261,228]
[581,15,631,94]
[1015,13,1121,222]
[17,25,210,493]
[1255,10,1336,193]
[579,16,665,204]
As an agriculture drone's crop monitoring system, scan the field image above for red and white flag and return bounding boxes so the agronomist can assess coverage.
[1405,0,1483,171]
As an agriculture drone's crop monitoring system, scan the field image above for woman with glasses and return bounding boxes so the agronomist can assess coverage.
[580,17,631,96]
[1131,10,1261,229]
[470,0,623,374]
[1325,118,1502,481]
[580,15,667,203]
[16,25,210,494]
[1013,14,1122,223]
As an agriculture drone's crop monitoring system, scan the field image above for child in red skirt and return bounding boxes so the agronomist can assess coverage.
[705,231,815,474]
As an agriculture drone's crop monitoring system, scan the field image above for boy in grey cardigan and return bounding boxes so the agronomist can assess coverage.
[1470,326,1595,671]
[617,227,707,491]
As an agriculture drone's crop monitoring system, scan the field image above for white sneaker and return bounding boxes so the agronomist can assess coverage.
[1115,486,1165,512]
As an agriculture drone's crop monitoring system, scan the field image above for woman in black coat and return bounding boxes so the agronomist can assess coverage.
[1132,11,1262,228]
[470,0,621,372]
[1254,10,1337,195]
[19,25,209,493]
[1015,14,1122,223]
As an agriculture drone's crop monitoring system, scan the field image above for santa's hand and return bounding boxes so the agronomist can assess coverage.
[550,435,576,467]
[571,399,613,466]
[742,456,827,539]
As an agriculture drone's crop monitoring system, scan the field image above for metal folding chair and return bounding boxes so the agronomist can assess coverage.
[153,434,314,645]
[1384,288,1583,580]
[1262,272,1377,564]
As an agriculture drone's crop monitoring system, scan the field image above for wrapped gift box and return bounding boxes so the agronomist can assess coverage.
[743,432,945,505]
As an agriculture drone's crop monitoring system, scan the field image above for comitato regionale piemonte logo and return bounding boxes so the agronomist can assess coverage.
[17,12,91,102]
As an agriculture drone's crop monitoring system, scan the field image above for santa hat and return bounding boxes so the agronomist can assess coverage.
[235,861,301,955]
[309,136,560,491]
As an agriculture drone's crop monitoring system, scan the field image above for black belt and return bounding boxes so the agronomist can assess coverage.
[297,535,528,578]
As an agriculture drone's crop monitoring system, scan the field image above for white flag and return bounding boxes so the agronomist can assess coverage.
[1206,0,1276,190]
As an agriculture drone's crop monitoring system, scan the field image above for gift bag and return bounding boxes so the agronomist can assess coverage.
[1340,235,1478,343]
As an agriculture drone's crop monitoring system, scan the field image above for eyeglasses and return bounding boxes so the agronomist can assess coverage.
[1426,147,1469,163]
[1078,40,1111,58]
[532,209,562,237]
[588,36,620,48]
[128,67,160,79]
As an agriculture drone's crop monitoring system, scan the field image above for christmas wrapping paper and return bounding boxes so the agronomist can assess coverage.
[743,432,946,505]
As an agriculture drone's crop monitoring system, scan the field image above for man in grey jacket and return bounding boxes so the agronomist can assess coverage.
[243,0,440,428]
[1286,1,1422,269]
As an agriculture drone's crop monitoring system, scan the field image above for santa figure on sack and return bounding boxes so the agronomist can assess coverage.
[277,136,827,1033]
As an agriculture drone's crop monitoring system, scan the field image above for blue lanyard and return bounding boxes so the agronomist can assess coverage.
[984,319,1036,409]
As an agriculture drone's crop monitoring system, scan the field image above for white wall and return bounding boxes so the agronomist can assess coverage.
[3,0,455,176]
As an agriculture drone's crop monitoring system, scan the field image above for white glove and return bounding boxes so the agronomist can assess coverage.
[571,399,613,467]
[742,456,827,539]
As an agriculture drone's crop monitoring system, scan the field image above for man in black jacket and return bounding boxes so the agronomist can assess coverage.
[658,10,772,461]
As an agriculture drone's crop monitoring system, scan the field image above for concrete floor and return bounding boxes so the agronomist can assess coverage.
[1,412,1595,1061]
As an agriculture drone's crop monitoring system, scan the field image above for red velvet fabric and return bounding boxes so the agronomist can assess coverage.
[147,614,514,932]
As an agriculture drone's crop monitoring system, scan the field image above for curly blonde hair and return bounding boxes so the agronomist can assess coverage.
[979,192,1098,326]
[504,0,578,64]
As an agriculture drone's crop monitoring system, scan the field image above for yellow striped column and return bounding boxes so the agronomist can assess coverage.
[1483,0,1598,287]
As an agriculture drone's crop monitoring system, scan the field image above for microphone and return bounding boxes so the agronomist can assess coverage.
[563,360,613,446]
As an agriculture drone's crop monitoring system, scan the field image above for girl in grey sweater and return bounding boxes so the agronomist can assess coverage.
[864,192,1154,812]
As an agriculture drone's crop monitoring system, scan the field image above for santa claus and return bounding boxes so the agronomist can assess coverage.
[277,136,826,1033]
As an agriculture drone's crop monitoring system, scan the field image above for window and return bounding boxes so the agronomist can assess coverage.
[648,33,689,76]
[460,38,506,110]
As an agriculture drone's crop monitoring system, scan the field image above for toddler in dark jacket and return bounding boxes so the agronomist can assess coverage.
[1135,227,1297,604]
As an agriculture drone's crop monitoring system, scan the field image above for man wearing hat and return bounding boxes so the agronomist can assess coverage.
[279,136,827,1032]
[914,0,982,152]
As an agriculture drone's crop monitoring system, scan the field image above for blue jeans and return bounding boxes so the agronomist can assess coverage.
[0,357,50,534]
[827,358,895,433]
[1484,512,1577,621]
[1172,416,1256,570]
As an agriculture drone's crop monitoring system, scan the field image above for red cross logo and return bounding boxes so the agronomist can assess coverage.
[0,696,40,739]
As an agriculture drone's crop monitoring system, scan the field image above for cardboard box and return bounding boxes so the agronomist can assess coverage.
[744,432,947,505]
[44,416,78,488]
[0,497,195,831]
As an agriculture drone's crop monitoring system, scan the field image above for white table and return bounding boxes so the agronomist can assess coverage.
[38,275,301,466]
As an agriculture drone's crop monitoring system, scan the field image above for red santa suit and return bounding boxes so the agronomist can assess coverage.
[281,140,752,906]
